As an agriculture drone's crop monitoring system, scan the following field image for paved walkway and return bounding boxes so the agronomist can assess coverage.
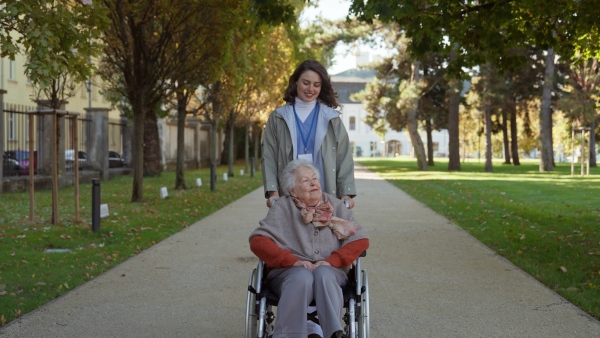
[2,164,599,337]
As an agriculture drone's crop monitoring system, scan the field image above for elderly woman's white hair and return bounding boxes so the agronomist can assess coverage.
[280,159,320,195]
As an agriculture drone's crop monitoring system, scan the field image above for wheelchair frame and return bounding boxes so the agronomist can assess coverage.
[245,255,369,338]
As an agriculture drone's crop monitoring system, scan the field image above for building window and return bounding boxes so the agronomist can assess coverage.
[8,60,16,81]
[370,141,378,157]
[349,116,356,131]
[433,142,439,151]
[8,113,15,140]
[91,84,97,100]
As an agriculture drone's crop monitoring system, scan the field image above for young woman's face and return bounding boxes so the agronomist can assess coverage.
[296,70,322,102]
[289,166,322,206]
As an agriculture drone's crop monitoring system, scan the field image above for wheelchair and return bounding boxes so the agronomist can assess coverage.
[245,252,369,338]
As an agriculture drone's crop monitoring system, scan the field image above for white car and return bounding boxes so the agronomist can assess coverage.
[65,150,89,170]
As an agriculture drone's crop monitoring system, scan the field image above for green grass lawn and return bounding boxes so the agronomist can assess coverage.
[0,164,263,326]
[357,156,600,319]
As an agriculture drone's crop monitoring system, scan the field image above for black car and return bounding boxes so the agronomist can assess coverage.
[3,153,22,177]
[109,150,125,168]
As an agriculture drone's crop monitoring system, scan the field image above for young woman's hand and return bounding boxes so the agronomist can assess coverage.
[266,191,280,208]
[341,195,354,209]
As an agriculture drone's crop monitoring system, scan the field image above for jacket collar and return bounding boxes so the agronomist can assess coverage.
[275,102,340,121]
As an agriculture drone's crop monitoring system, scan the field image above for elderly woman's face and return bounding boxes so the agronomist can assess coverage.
[289,166,322,205]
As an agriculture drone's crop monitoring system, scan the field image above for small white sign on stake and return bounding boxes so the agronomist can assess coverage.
[160,187,168,199]
[222,173,228,181]
[240,169,244,176]
[196,178,202,187]
[100,204,110,218]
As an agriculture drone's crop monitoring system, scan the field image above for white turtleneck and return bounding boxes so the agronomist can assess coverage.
[294,97,317,122]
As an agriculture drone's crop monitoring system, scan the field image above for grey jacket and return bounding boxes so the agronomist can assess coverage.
[250,193,367,265]
[261,102,356,199]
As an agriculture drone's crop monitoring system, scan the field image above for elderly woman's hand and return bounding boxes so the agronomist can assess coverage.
[293,260,317,271]
[315,261,331,268]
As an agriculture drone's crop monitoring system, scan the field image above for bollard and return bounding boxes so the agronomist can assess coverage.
[91,178,100,233]
[210,163,216,192]
[251,158,255,177]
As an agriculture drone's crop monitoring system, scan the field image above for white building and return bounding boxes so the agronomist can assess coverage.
[332,68,449,158]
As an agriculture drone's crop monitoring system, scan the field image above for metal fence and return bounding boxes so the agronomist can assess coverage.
[2,103,42,177]
[2,103,94,176]
[109,118,125,155]
[65,115,93,172]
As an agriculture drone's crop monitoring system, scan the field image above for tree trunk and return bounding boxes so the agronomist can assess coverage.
[253,122,260,172]
[244,123,250,173]
[210,81,222,184]
[484,106,493,172]
[408,61,428,171]
[131,101,146,202]
[590,120,597,167]
[539,48,555,171]
[210,119,218,182]
[447,49,461,171]
[228,110,235,177]
[175,92,187,190]
[426,118,434,166]
[509,98,520,165]
[501,107,511,164]
[143,107,162,177]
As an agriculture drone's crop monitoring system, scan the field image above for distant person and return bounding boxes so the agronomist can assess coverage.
[262,59,356,210]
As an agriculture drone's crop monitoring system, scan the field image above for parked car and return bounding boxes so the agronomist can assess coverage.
[3,153,22,177]
[109,150,125,168]
[65,150,89,170]
[4,150,37,175]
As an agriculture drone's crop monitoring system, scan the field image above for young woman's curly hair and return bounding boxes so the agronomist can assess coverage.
[283,59,340,109]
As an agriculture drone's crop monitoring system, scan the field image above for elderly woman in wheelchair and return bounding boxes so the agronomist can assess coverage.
[249,159,369,338]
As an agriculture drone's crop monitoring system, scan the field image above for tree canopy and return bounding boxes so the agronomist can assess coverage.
[0,0,108,88]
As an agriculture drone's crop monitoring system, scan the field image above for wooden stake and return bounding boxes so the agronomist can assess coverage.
[52,111,59,224]
[29,113,35,222]
[74,116,80,222]
[571,127,575,177]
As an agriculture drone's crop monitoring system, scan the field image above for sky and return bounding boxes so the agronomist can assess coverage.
[299,0,391,75]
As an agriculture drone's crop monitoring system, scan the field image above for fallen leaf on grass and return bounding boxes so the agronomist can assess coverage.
[559,266,568,273]
[60,234,72,240]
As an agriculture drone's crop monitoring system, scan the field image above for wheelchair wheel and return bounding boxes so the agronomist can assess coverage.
[245,267,258,338]
[358,269,369,338]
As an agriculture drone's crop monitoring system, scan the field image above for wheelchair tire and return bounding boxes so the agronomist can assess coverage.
[358,269,369,338]
[245,268,258,338]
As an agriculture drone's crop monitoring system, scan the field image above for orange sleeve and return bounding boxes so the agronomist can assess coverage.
[250,235,299,268]
[325,238,369,268]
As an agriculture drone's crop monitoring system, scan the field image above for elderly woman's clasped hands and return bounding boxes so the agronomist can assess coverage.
[293,260,331,271]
